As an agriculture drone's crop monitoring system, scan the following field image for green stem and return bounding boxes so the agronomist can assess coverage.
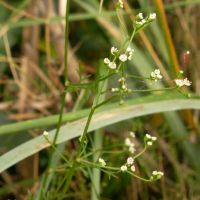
[59,164,76,199]
[126,171,151,182]
[44,137,71,166]
[126,74,151,80]
[38,1,70,198]
[79,159,119,171]
[133,147,147,159]
[130,87,176,93]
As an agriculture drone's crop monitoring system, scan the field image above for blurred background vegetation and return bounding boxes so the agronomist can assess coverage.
[0,0,200,199]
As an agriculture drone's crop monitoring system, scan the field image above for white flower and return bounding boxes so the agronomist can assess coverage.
[131,165,136,172]
[136,21,143,25]
[126,47,134,53]
[98,158,106,166]
[126,47,134,60]
[125,138,132,146]
[126,47,132,52]
[150,69,162,81]
[183,78,192,86]
[111,46,118,55]
[151,72,156,78]
[120,165,127,172]
[129,146,136,154]
[152,170,158,175]
[127,54,132,60]
[108,62,117,69]
[145,134,151,139]
[145,134,157,146]
[179,70,184,74]
[175,78,191,87]
[157,74,163,79]
[43,131,49,136]
[122,84,126,90]
[175,79,184,87]
[130,131,135,138]
[138,13,143,19]
[118,77,125,82]
[111,88,119,92]
[151,136,157,141]
[104,58,110,64]
[157,171,164,176]
[147,141,152,146]
[151,170,164,179]
[154,69,160,74]
[127,157,134,165]
[149,13,156,20]
[118,0,124,8]
[125,137,136,153]
[141,19,146,24]
[119,54,128,62]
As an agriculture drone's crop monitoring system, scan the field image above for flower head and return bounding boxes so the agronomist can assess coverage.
[111,88,119,92]
[138,13,143,19]
[119,54,128,62]
[127,157,134,165]
[108,62,117,69]
[131,165,136,172]
[149,13,156,20]
[175,78,191,87]
[104,58,110,64]
[151,170,164,180]
[43,131,49,136]
[145,134,157,146]
[118,0,124,8]
[111,47,118,55]
[98,158,106,167]
[130,131,135,138]
[120,165,127,172]
[126,47,134,60]
[150,69,162,81]
[129,146,136,154]
[125,137,136,154]
[147,141,152,146]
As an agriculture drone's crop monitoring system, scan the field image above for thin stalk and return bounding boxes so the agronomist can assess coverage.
[37,1,70,199]
[99,0,104,14]
[133,147,147,159]
[91,65,107,200]
[52,0,70,145]
[130,86,176,93]
[59,163,76,199]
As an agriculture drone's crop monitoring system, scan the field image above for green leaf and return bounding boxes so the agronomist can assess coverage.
[0,94,200,173]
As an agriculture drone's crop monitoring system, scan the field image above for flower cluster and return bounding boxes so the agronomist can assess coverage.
[150,170,164,180]
[118,0,124,8]
[43,130,49,136]
[98,158,106,167]
[111,47,118,55]
[174,78,191,87]
[111,77,131,94]
[118,77,128,92]
[104,46,134,70]
[135,12,156,26]
[145,134,157,146]
[125,131,136,154]
[119,47,135,62]
[150,69,163,82]
[120,156,135,172]
[104,58,117,69]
